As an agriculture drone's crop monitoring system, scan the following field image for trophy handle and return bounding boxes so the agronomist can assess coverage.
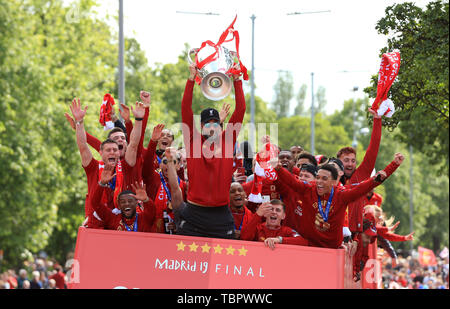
[187,48,199,65]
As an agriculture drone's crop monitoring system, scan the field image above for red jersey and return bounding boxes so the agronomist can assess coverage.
[83,158,136,228]
[376,226,410,242]
[366,192,383,207]
[345,117,382,232]
[240,213,309,246]
[230,205,256,236]
[90,181,155,232]
[275,160,399,249]
[49,271,66,289]
[181,79,246,206]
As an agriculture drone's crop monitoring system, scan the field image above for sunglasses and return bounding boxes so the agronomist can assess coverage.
[161,159,177,165]
[204,122,220,128]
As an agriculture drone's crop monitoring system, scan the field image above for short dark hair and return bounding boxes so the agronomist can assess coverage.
[270,199,286,212]
[296,152,317,166]
[118,190,136,200]
[107,127,125,139]
[327,157,344,172]
[300,163,318,176]
[318,164,338,180]
[100,139,119,151]
[336,147,356,159]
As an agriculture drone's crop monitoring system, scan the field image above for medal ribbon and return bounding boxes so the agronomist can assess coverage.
[123,213,138,232]
[317,188,334,222]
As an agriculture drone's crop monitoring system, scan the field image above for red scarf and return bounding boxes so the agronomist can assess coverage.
[248,143,278,203]
[99,93,115,130]
[98,160,124,209]
[371,51,401,115]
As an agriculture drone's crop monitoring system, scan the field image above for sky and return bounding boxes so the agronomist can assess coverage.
[87,0,432,114]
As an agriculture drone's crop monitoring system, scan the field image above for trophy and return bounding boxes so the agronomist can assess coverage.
[188,45,237,101]
[187,16,248,101]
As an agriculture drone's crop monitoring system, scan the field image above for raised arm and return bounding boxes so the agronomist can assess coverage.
[91,162,116,222]
[165,147,183,210]
[240,203,271,241]
[124,102,145,167]
[355,109,382,178]
[341,153,404,205]
[273,162,311,196]
[65,112,102,153]
[181,65,197,155]
[70,98,93,167]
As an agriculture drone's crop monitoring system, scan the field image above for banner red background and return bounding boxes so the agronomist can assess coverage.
[67,228,356,289]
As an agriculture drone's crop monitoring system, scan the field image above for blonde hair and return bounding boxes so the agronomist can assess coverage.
[364,205,396,229]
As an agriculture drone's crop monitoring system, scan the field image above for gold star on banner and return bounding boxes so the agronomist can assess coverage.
[176,241,186,251]
[189,242,199,252]
[213,244,223,254]
[201,243,211,253]
[226,245,235,255]
[238,246,248,256]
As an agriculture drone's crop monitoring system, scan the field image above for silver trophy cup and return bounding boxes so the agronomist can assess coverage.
[188,45,237,101]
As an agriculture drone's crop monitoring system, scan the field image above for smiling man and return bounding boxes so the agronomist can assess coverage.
[90,162,155,232]
[240,200,309,250]
[337,108,382,235]
[70,98,145,228]
[178,63,246,239]
[229,182,255,239]
[271,153,403,249]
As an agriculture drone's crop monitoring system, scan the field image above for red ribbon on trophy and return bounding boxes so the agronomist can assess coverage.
[371,50,401,118]
[194,15,248,84]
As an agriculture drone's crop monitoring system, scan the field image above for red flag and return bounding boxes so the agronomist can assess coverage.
[418,246,437,266]
[99,93,115,130]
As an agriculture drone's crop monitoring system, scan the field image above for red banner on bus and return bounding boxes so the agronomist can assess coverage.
[68,227,350,289]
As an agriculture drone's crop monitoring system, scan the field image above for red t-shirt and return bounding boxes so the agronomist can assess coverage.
[276,166,392,249]
[366,192,383,207]
[230,205,256,236]
[240,213,309,246]
[83,157,137,228]
[49,271,66,289]
[181,79,246,206]
[345,118,382,232]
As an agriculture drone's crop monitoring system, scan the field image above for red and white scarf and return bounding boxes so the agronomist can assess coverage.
[99,93,115,130]
[248,143,279,203]
[371,51,401,118]
[98,160,124,209]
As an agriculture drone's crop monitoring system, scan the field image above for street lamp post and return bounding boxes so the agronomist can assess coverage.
[118,0,125,116]
[287,10,331,155]
[250,14,256,148]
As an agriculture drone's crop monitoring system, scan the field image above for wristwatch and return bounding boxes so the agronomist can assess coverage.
[278,236,283,244]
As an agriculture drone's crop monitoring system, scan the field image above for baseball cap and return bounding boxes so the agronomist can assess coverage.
[200,108,220,124]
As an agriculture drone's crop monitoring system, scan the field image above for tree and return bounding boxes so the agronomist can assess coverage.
[294,84,307,116]
[365,1,449,171]
[272,70,294,118]
[315,86,327,115]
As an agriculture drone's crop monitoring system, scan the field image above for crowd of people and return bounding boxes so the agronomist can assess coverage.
[380,252,449,289]
[63,63,420,283]
[6,62,440,288]
[0,253,71,289]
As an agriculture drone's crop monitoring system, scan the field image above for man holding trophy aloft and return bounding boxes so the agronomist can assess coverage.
[176,16,248,239]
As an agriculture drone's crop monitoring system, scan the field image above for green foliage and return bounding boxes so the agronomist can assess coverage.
[364,1,449,170]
